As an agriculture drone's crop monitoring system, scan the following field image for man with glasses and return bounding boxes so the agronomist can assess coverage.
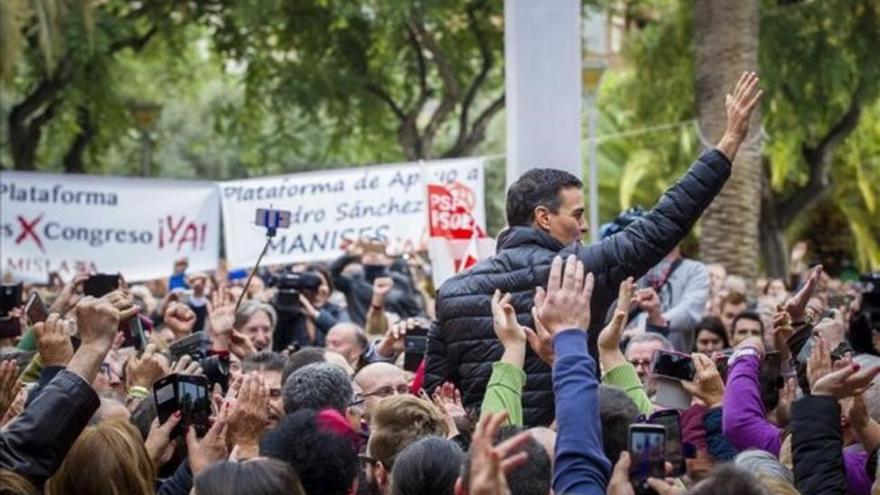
[624,333,673,397]
[354,362,409,422]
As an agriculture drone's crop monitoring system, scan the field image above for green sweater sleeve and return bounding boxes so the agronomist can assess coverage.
[17,327,36,351]
[602,363,653,416]
[480,361,526,426]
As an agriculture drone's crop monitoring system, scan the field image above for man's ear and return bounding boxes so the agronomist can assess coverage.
[454,477,465,495]
[534,205,552,231]
[377,461,390,489]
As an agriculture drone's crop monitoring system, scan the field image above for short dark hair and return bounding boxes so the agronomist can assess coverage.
[390,436,463,495]
[693,316,730,351]
[282,347,326,384]
[599,385,640,464]
[242,351,287,374]
[722,291,748,309]
[690,465,768,495]
[460,425,551,495]
[282,362,353,414]
[506,168,582,227]
[193,459,304,495]
[732,311,765,336]
[261,409,360,495]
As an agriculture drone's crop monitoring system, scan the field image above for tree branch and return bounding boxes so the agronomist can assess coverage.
[409,14,462,156]
[109,25,159,53]
[776,84,864,227]
[404,22,430,117]
[443,91,504,158]
[453,0,494,153]
[365,83,407,121]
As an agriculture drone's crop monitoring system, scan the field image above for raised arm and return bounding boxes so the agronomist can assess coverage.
[567,73,762,288]
[721,337,783,455]
[536,256,610,494]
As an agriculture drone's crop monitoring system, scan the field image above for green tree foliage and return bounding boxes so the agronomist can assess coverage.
[594,0,880,273]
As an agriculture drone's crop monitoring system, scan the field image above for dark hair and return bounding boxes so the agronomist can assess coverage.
[690,465,769,495]
[282,347,326,384]
[599,385,640,464]
[306,264,334,293]
[693,316,730,351]
[390,436,463,495]
[505,169,582,227]
[460,425,551,495]
[193,459,304,495]
[732,311,765,336]
[282,362,353,414]
[242,351,287,374]
[722,291,748,309]
[261,409,360,495]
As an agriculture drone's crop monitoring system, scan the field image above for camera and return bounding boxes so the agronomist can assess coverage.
[269,270,323,314]
[168,333,230,392]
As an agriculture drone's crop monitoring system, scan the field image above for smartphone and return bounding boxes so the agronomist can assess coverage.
[120,315,147,352]
[25,292,48,325]
[152,374,211,438]
[363,265,391,284]
[83,274,120,298]
[403,322,429,372]
[0,349,35,369]
[629,423,666,490]
[0,283,23,316]
[651,350,695,382]
[650,409,684,476]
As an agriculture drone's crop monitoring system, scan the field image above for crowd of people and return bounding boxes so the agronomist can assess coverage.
[0,72,878,495]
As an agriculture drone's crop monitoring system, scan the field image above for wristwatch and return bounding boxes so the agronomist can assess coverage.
[728,347,761,367]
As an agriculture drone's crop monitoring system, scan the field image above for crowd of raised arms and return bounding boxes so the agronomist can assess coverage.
[1,72,880,495]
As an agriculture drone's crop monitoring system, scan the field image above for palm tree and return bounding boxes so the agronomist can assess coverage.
[695,0,762,282]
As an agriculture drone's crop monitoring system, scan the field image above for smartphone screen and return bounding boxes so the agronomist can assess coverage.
[83,274,120,298]
[651,350,695,381]
[153,375,179,434]
[178,376,211,436]
[120,316,146,352]
[403,324,429,372]
[651,410,684,476]
[25,292,48,325]
[629,424,666,484]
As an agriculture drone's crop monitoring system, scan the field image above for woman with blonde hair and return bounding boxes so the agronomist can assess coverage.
[46,419,156,495]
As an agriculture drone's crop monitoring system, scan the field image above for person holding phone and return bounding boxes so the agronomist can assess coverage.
[329,240,424,327]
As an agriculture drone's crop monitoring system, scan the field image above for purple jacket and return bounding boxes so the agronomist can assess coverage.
[723,353,870,495]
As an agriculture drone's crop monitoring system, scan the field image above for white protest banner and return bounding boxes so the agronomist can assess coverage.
[1,171,220,283]
[220,158,485,268]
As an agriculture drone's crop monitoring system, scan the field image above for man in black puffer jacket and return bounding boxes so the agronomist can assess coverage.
[424,72,763,426]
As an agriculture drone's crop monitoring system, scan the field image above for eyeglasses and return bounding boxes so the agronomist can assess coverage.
[360,384,410,399]
[349,394,365,408]
[628,359,651,368]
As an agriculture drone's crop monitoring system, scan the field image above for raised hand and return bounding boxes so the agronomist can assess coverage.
[127,346,167,389]
[491,290,527,353]
[598,278,635,358]
[524,308,555,366]
[170,354,203,377]
[186,403,230,474]
[682,353,725,408]
[164,302,196,339]
[371,276,394,308]
[812,361,880,399]
[534,255,594,336]
[807,336,832,391]
[770,308,794,360]
[76,296,137,351]
[226,372,270,457]
[49,272,89,315]
[468,412,531,495]
[784,265,822,325]
[716,71,763,161]
[145,412,182,468]
[34,314,74,367]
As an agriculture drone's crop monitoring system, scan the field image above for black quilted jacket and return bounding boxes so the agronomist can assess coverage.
[424,149,732,426]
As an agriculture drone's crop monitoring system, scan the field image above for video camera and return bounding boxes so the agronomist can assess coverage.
[269,270,323,314]
[168,333,230,392]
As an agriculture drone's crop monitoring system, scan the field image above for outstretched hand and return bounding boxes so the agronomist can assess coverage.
[717,71,762,161]
[785,265,822,324]
[534,255,594,336]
